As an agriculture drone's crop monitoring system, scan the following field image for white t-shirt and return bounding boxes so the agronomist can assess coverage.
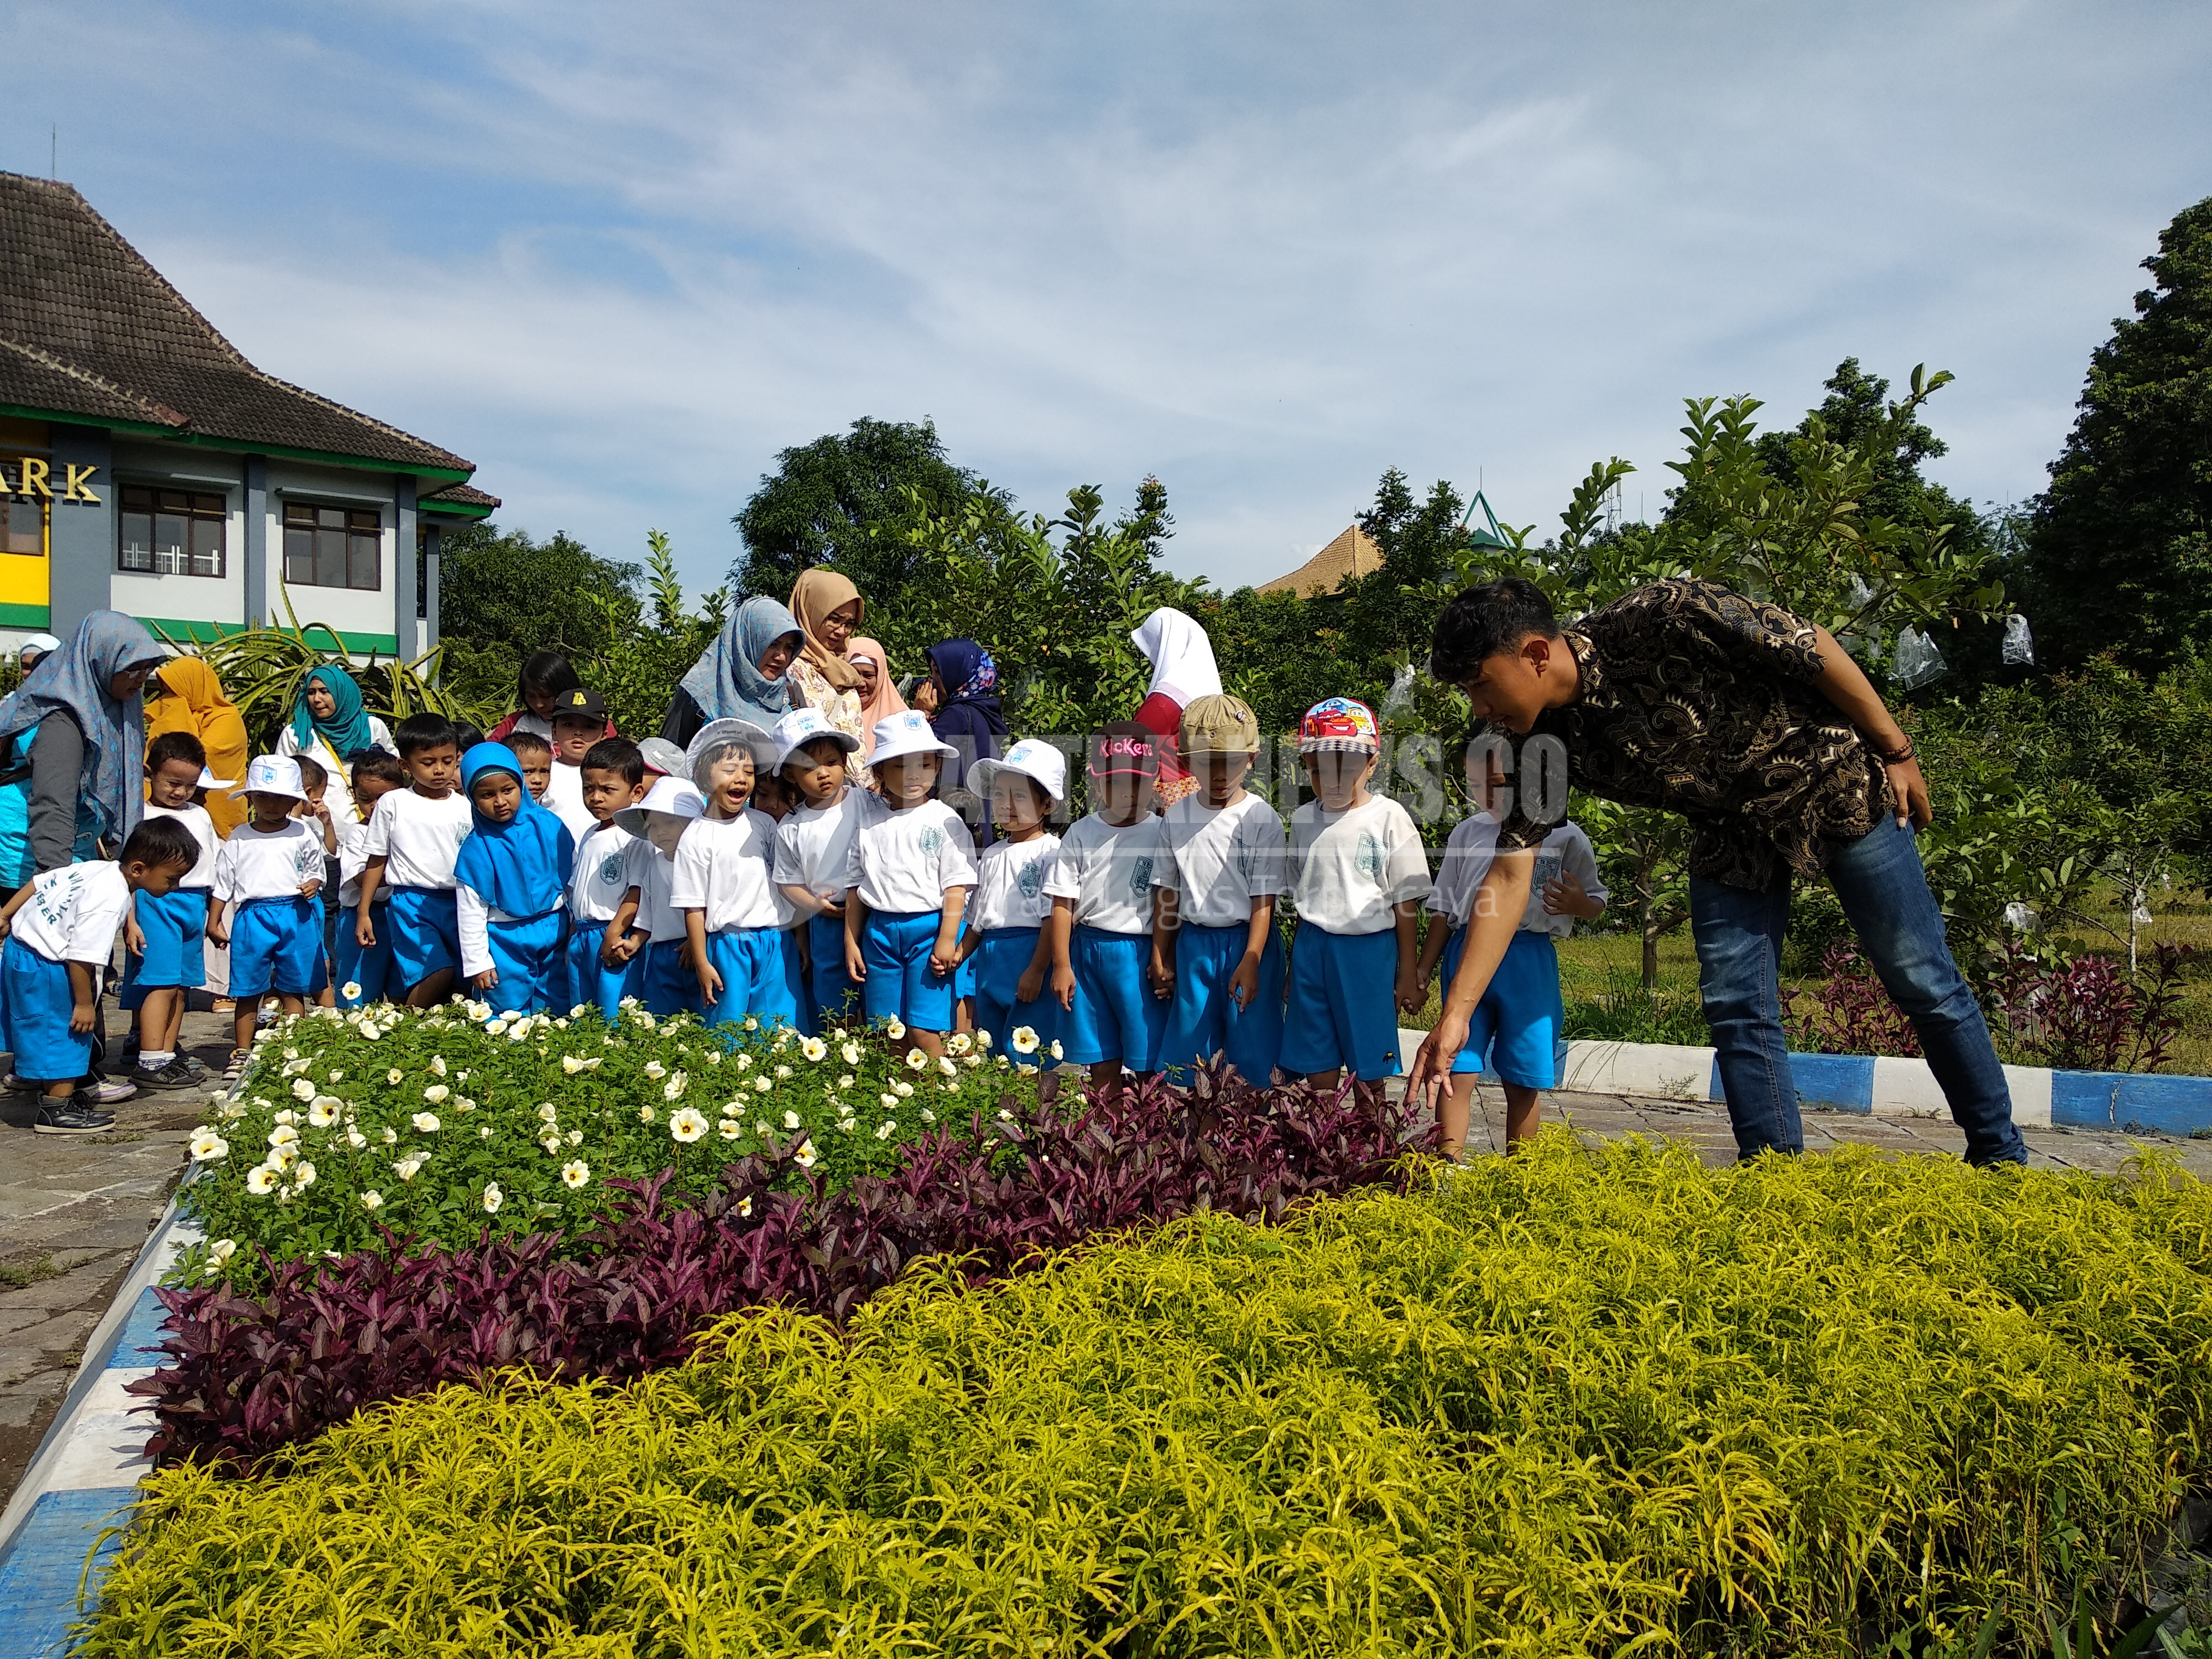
[337,807,389,909]
[971,833,1061,932]
[1154,793,1286,928]
[1427,813,1606,939]
[1287,794,1432,936]
[543,761,597,844]
[11,861,130,966]
[568,821,637,924]
[1044,812,1167,936]
[846,799,978,914]
[213,820,326,905]
[276,717,394,827]
[774,788,889,902]
[671,811,789,932]
[359,788,474,890]
[622,837,686,943]
[144,802,218,889]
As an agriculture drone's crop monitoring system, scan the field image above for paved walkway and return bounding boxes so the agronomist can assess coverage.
[6,1024,2210,1512]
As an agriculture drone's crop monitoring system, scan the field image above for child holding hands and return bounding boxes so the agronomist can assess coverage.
[355,714,472,1009]
[959,738,1067,1053]
[770,707,883,1031]
[565,737,649,1019]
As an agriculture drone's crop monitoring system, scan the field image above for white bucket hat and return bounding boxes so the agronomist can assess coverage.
[196,766,236,791]
[230,754,311,802]
[684,718,775,790]
[970,737,1067,807]
[637,738,687,778]
[770,706,859,773]
[869,709,957,765]
[614,775,706,836]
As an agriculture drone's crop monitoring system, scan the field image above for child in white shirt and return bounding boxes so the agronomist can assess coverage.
[542,686,609,844]
[567,737,649,1020]
[0,816,199,1132]
[842,709,977,1061]
[1280,697,1432,1092]
[770,706,884,1034]
[333,751,406,1009]
[609,776,707,1016]
[957,738,1067,1060]
[124,729,223,1087]
[208,757,328,1072]
[672,719,797,1030]
[1408,741,1606,1155]
[355,714,473,1009]
[1046,723,1171,1092]
[1150,696,1286,1087]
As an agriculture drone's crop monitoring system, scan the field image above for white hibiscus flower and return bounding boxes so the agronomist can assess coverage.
[905,1049,929,1071]
[290,1078,316,1101]
[411,1112,441,1133]
[1011,1026,1040,1055]
[718,1118,743,1140]
[189,1128,229,1162]
[422,1084,450,1104]
[662,1073,688,1101]
[840,1042,863,1067]
[482,1182,504,1214]
[644,1061,667,1079]
[885,1018,906,1041]
[361,1190,383,1211]
[208,1238,237,1265]
[781,1110,801,1130]
[341,982,363,1001]
[245,1166,280,1196]
[800,1037,828,1063]
[561,1160,591,1189]
[669,1108,709,1143]
[307,1096,342,1128]
[430,1055,447,1077]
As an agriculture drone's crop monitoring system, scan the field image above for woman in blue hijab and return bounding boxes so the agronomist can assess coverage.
[276,665,391,826]
[452,743,575,1015]
[660,596,805,747]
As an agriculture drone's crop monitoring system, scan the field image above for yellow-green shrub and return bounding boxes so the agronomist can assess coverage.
[82,1138,2212,1656]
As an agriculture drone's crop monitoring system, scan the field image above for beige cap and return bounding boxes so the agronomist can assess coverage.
[1181,693,1259,755]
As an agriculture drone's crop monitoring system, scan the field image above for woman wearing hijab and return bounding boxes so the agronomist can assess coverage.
[784,569,868,763]
[661,596,805,748]
[276,666,393,828]
[1130,607,1223,810]
[845,635,907,759]
[453,742,576,1015]
[144,658,252,837]
[919,639,1008,846]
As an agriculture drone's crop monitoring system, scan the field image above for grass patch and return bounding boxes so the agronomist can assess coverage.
[0,1253,58,1291]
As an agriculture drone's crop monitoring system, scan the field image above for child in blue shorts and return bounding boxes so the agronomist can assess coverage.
[1,817,200,1131]
[1280,698,1432,1094]
[674,718,800,1029]
[566,737,648,1020]
[123,730,222,1088]
[333,751,405,1008]
[610,776,706,1016]
[770,707,883,1034]
[356,713,473,1009]
[208,757,328,1077]
[1151,695,1286,1088]
[1408,742,1606,1155]
[842,709,977,1062]
[1046,723,1170,1097]
[455,743,577,1015]
[957,738,1067,1062]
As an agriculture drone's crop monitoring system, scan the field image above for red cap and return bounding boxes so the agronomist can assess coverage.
[1088,721,1158,778]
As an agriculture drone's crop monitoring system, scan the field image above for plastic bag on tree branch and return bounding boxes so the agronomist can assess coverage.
[1891,627,1948,690]
[2002,613,2035,666]
[1380,662,1418,721]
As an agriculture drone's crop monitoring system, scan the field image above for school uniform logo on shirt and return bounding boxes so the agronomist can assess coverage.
[919,827,944,855]
[1015,858,1045,900]
[1126,854,1155,901]
[1354,833,1383,879]
[597,853,624,886]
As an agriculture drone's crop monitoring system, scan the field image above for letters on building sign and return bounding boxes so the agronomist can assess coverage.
[0,458,101,504]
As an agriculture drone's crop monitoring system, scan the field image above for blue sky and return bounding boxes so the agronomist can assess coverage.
[10,2,2209,599]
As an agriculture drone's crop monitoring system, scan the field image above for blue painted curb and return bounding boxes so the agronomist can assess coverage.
[0,1490,132,1657]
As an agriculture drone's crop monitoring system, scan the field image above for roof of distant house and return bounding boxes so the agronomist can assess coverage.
[0,172,481,484]
[1254,524,1383,598]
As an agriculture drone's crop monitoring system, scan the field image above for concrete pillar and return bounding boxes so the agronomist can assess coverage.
[44,424,113,634]
[423,521,441,657]
[242,455,268,627]
[393,474,417,660]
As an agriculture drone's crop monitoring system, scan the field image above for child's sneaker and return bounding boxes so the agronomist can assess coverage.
[179,1054,212,1083]
[221,1048,252,1087]
[134,1059,196,1089]
[78,1074,138,1107]
[35,1099,117,1135]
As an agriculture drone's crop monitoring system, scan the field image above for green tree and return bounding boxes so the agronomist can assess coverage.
[731,418,989,603]
[435,523,643,711]
[580,530,728,740]
[2019,196,2212,671]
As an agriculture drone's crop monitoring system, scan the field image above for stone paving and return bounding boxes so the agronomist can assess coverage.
[6,1013,2211,1513]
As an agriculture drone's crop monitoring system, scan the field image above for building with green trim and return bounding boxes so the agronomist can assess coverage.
[0,172,495,658]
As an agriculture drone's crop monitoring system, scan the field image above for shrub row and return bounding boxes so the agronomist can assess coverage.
[136,1068,1416,1468]
[90,1140,2212,1656]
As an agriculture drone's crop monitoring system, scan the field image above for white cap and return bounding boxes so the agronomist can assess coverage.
[196,766,236,791]
[684,717,776,789]
[869,709,957,765]
[231,754,310,802]
[637,738,687,778]
[614,775,706,836]
[770,706,859,772]
[970,737,1067,807]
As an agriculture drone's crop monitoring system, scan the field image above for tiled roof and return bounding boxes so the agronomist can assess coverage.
[421,482,500,512]
[1254,524,1382,598]
[0,173,473,477]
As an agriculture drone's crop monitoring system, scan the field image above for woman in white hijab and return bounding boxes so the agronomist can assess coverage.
[1129,608,1223,808]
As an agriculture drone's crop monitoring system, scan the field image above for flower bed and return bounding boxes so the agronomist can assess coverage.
[178,1000,1052,1282]
[137,1071,1417,1468]
[86,1140,2212,1656]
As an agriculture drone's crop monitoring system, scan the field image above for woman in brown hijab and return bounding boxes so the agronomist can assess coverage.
[785,568,869,770]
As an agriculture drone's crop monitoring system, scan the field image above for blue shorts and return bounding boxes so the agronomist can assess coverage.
[2,936,90,1083]
[1060,925,1166,1071]
[859,908,956,1031]
[1280,924,1404,1082]
[121,888,210,1008]
[970,926,1057,1055]
[566,919,643,1022]
[953,917,979,1001]
[702,924,802,1029]
[1158,920,1284,1087]
[386,887,460,984]
[229,895,324,999]
[1439,927,1563,1087]
[334,900,393,1008]
[480,907,566,1016]
[806,912,862,1035]
[639,937,697,1018]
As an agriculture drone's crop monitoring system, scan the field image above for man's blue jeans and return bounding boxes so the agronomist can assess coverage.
[1689,818,2027,1167]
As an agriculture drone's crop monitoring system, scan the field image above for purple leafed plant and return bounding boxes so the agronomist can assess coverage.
[1788,945,1922,1059]
[1982,940,2193,1075]
[132,1070,1421,1470]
